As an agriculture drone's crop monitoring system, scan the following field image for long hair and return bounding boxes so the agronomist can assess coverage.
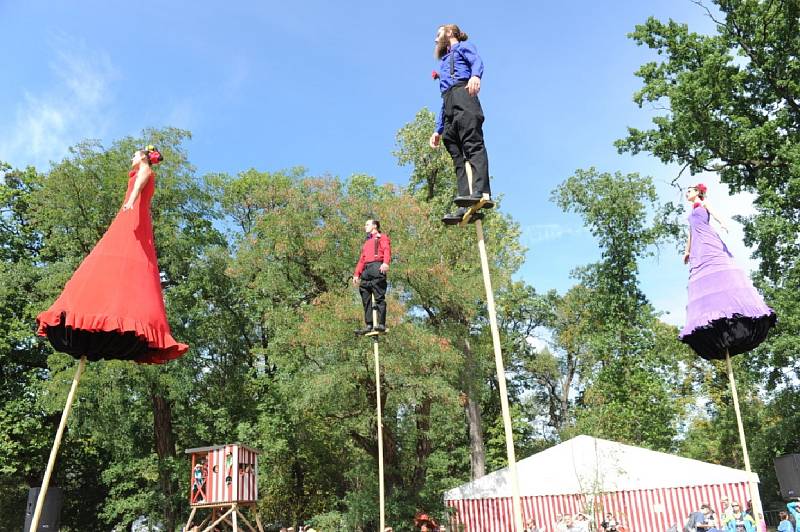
[435,24,469,59]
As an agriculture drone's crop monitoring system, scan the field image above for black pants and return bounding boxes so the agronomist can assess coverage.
[359,262,387,326]
[443,82,490,197]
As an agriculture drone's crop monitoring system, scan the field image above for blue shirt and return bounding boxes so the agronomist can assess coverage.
[434,41,484,134]
[778,521,794,532]
[788,502,800,532]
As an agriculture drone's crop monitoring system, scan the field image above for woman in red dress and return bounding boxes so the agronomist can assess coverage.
[36,146,188,364]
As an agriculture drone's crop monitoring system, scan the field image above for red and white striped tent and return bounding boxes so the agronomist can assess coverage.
[444,435,761,532]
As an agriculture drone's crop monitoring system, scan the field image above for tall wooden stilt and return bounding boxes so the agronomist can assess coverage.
[30,355,86,532]
[465,162,524,531]
[725,350,763,522]
[371,293,386,532]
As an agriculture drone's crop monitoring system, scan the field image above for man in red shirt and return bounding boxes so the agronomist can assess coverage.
[353,219,391,335]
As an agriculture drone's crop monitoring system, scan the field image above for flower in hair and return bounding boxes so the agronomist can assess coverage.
[431,70,439,80]
[695,183,707,194]
[148,150,162,165]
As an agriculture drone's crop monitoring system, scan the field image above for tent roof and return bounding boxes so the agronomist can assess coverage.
[444,435,758,500]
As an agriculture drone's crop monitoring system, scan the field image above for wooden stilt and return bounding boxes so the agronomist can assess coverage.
[254,511,265,532]
[371,293,386,532]
[232,503,239,531]
[30,355,87,532]
[465,162,524,531]
[725,350,763,522]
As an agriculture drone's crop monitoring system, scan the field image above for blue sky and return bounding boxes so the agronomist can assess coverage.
[0,1,757,327]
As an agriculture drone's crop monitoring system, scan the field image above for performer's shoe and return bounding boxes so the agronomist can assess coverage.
[442,208,484,225]
[453,195,481,207]
[373,324,387,333]
[477,193,495,209]
[355,325,373,336]
[454,193,495,209]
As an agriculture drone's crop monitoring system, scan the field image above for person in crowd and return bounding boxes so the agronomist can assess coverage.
[719,496,734,523]
[574,512,589,531]
[556,514,582,532]
[788,498,800,532]
[722,501,755,532]
[779,511,794,532]
[524,516,544,532]
[600,512,620,532]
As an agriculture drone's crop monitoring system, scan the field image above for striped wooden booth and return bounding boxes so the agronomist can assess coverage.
[184,444,263,532]
[445,435,762,532]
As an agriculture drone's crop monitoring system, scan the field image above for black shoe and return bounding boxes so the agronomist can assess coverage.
[455,193,495,209]
[442,207,484,225]
[453,195,481,207]
[355,326,373,335]
[373,324,386,333]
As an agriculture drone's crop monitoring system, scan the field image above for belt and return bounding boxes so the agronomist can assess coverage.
[442,80,468,97]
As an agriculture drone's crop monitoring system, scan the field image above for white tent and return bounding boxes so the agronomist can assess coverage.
[445,435,760,532]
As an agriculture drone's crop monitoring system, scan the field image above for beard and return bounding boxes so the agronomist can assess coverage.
[434,37,449,60]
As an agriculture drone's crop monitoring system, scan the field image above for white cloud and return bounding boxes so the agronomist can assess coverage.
[0,36,117,168]
[522,223,585,246]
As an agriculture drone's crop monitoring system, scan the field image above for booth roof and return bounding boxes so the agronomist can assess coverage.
[444,435,758,500]
[184,443,262,454]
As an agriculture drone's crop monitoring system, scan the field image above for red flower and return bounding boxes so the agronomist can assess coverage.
[431,70,439,80]
[696,183,707,194]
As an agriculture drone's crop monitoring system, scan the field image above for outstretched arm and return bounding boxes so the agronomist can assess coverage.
[122,167,151,211]
[702,200,729,233]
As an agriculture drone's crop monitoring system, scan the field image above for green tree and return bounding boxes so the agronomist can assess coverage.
[617,0,800,502]
[552,168,692,450]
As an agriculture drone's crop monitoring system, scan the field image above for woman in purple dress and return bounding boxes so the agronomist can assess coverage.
[679,183,776,359]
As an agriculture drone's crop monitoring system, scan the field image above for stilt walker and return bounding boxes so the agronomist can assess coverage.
[429,24,523,530]
[679,183,776,525]
[352,218,391,530]
[31,146,189,532]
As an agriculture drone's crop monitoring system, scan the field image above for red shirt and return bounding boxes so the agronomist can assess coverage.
[354,233,391,276]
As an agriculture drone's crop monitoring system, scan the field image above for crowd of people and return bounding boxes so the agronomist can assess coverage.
[681,495,800,532]
[519,511,625,532]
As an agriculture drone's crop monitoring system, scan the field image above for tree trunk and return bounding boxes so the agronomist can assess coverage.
[462,338,486,479]
[151,392,177,532]
[411,398,433,492]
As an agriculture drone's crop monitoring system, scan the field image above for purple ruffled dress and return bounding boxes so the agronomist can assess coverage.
[679,203,776,360]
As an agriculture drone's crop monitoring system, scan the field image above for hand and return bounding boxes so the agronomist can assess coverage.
[352,275,360,286]
[429,132,441,149]
[466,75,481,96]
[683,252,690,264]
[379,263,389,274]
[122,200,134,211]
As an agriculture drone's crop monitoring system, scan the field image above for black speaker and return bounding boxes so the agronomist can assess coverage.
[774,454,800,499]
[23,487,63,531]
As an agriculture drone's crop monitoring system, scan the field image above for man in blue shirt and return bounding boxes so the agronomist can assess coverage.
[429,24,494,225]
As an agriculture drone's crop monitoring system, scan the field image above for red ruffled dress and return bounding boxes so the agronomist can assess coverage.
[36,168,188,364]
